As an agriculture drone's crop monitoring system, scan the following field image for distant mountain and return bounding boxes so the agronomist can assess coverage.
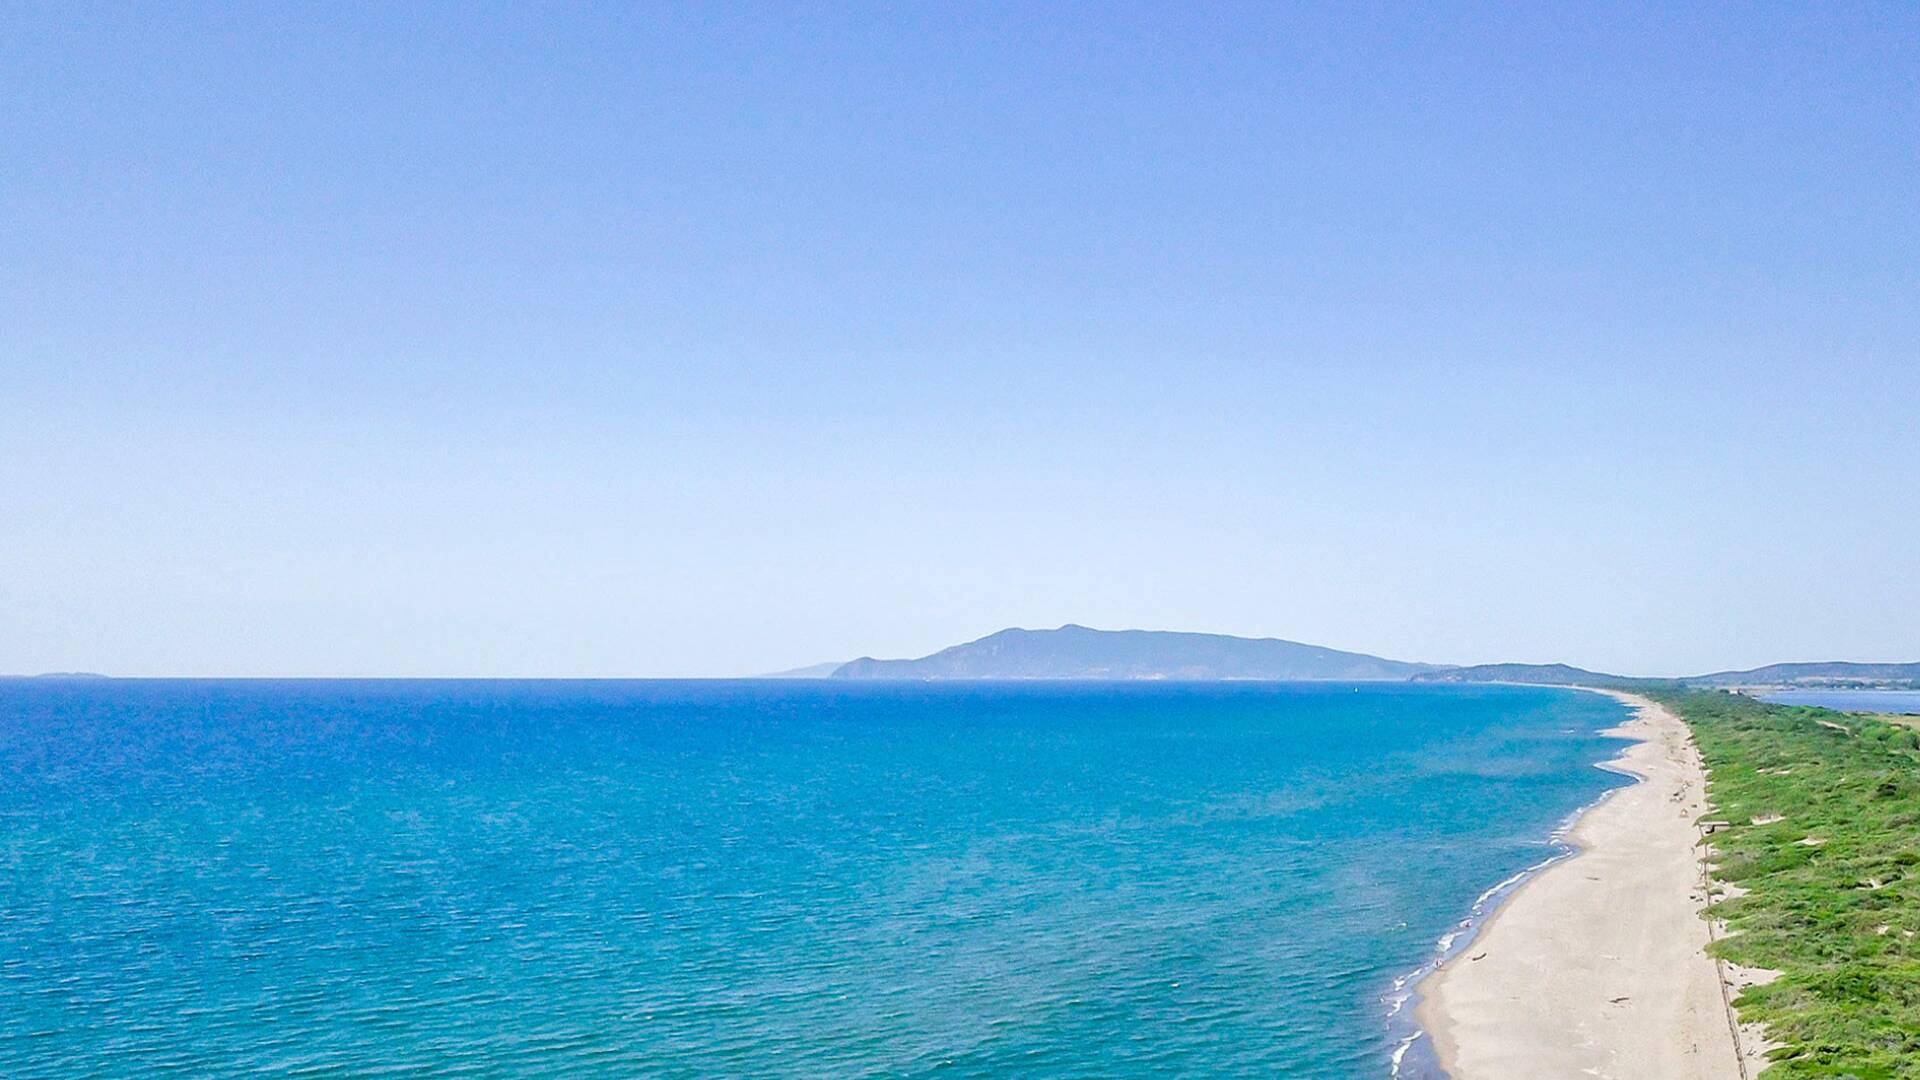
[758,661,846,679]
[1415,660,1920,689]
[799,624,1920,689]
[1687,662,1920,688]
[830,625,1439,681]
[1411,663,1648,688]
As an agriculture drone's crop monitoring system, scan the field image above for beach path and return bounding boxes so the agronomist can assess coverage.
[1417,691,1763,1079]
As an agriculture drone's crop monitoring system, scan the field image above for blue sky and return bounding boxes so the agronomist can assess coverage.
[4,3,1916,676]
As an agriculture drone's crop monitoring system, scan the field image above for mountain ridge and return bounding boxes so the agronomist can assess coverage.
[1686,661,1920,687]
[830,625,1441,681]
[1409,663,1651,687]
[822,627,1919,688]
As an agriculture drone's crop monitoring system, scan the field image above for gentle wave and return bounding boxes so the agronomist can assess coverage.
[0,678,1632,1078]
[1384,755,1635,1078]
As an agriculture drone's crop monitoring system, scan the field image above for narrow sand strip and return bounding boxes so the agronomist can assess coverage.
[1417,690,1767,1079]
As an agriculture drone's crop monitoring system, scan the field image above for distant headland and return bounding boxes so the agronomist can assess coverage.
[800,625,1920,689]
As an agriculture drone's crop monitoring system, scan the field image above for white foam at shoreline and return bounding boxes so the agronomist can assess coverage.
[1384,723,1640,1078]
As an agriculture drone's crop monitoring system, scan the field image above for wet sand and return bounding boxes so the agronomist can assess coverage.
[1416,690,1769,1079]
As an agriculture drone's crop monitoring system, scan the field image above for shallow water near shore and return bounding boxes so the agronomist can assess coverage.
[0,679,1629,1077]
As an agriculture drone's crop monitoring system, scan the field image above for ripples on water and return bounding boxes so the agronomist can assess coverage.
[1759,689,1920,715]
[0,679,1628,1077]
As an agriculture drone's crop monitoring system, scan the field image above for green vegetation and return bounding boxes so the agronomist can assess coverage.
[1659,690,1920,1078]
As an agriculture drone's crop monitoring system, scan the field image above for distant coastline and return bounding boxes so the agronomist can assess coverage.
[809,624,1920,689]
[1756,688,1920,715]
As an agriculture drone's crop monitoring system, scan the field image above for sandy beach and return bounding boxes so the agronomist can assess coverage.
[1416,690,1769,1079]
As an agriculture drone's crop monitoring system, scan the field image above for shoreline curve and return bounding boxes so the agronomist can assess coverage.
[1412,689,1767,1079]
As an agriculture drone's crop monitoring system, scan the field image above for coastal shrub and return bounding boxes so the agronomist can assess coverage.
[1661,690,1920,1078]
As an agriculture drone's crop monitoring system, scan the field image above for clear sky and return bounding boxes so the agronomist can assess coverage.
[4,3,1916,677]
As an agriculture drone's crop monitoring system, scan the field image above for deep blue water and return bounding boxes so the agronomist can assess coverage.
[1760,689,1920,715]
[0,679,1630,1078]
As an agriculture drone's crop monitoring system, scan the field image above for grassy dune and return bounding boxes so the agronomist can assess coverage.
[1661,690,1920,1078]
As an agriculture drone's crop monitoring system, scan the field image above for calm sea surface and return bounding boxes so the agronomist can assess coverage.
[1760,689,1920,715]
[0,679,1629,1078]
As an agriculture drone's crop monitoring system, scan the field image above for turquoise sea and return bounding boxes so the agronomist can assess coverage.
[0,679,1630,1077]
